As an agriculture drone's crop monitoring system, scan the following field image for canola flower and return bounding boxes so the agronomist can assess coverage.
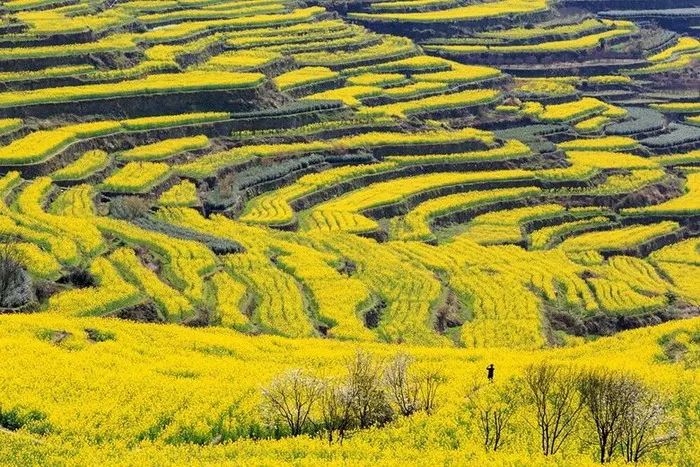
[0,113,229,165]
[49,184,97,218]
[0,118,22,134]
[0,71,265,108]
[371,0,460,12]
[622,173,700,216]
[226,19,354,49]
[458,205,606,245]
[138,2,287,26]
[382,81,448,99]
[529,216,612,250]
[531,97,609,123]
[347,72,408,87]
[210,270,249,329]
[138,7,327,43]
[158,180,200,207]
[652,149,700,167]
[0,33,138,60]
[0,65,94,83]
[14,178,105,257]
[558,221,681,253]
[7,242,62,280]
[1,312,699,464]
[556,169,666,196]
[294,36,419,67]
[51,150,110,182]
[574,116,610,133]
[44,256,142,316]
[425,21,636,54]
[477,17,607,40]
[359,88,501,118]
[627,51,700,75]
[94,217,217,302]
[648,36,700,62]
[109,247,194,321]
[119,135,209,162]
[305,85,384,107]
[587,75,633,85]
[514,79,577,97]
[300,170,535,234]
[178,127,494,178]
[557,135,639,151]
[101,162,171,193]
[349,0,549,22]
[197,50,281,72]
[1,1,700,464]
[241,140,530,227]
[390,187,541,241]
[413,63,501,84]
[345,55,453,75]
[273,67,339,91]
[650,101,700,114]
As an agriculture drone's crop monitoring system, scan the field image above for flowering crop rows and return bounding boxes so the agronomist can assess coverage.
[1,0,700,462]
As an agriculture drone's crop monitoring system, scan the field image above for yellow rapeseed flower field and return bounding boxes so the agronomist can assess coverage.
[1,0,699,464]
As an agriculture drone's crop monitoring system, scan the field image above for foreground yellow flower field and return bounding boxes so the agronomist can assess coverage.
[1,0,699,464]
[0,313,697,466]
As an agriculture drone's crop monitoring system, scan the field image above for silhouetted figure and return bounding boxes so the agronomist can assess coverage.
[486,364,495,382]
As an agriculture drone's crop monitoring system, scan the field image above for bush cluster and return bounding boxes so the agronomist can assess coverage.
[263,356,677,463]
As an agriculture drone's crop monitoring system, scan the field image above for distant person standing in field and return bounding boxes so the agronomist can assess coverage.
[487,364,495,382]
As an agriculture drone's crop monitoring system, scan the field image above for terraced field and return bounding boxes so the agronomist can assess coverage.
[0,0,699,464]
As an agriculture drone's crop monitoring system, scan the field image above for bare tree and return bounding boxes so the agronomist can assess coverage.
[417,368,446,415]
[466,379,521,452]
[620,385,678,463]
[384,354,420,416]
[0,242,33,309]
[319,380,355,444]
[524,363,584,456]
[578,369,638,463]
[346,351,393,429]
[385,353,446,417]
[261,369,323,436]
